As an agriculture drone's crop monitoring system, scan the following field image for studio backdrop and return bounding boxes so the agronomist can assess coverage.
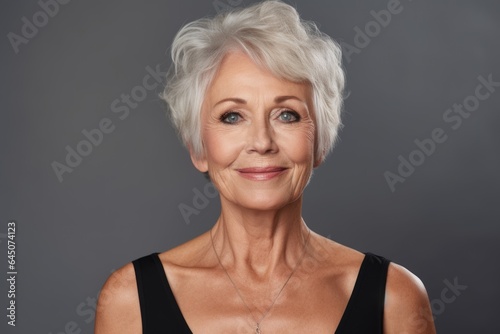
[1,0,499,333]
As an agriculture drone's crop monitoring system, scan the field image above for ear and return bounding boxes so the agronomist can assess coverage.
[189,145,208,173]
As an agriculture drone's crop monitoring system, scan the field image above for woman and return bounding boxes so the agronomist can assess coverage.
[95,1,436,333]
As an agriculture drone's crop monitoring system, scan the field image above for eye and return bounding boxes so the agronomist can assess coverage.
[220,111,242,124]
[278,110,300,123]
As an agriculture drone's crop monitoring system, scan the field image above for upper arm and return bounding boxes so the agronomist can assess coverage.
[94,262,142,334]
[384,262,436,334]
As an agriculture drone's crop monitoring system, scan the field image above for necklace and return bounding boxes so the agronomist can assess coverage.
[210,226,311,334]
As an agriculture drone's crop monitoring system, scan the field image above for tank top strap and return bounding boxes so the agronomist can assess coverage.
[132,253,193,334]
[335,252,390,334]
[133,252,389,333]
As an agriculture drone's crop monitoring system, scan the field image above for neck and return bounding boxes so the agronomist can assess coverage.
[210,196,309,279]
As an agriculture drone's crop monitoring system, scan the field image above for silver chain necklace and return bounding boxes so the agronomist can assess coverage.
[210,226,311,334]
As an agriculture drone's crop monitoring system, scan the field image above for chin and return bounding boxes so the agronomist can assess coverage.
[233,190,300,212]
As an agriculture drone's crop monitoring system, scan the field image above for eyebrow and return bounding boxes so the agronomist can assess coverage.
[213,95,305,107]
[214,97,247,107]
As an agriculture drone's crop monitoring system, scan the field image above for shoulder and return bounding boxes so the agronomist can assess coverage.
[384,262,436,334]
[305,233,366,293]
[308,233,365,275]
[159,231,214,268]
[312,236,436,333]
[95,261,141,334]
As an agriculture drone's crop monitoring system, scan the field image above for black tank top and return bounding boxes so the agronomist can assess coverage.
[133,252,390,333]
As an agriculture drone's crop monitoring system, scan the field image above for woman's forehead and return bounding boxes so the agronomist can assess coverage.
[205,52,311,106]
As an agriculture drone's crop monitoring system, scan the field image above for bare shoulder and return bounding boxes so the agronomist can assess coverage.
[307,233,366,291]
[384,262,436,334]
[93,237,208,334]
[159,231,213,267]
[95,262,141,334]
[313,236,436,333]
[309,233,365,273]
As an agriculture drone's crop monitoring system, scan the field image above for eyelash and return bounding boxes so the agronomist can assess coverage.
[278,110,300,122]
[219,110,301,124]
[219,111,241,124]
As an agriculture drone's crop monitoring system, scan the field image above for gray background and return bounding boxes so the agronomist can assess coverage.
[1,0,499,333]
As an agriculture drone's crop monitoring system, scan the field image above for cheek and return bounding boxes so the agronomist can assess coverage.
[277,125,316,163]
[202,126,242,167]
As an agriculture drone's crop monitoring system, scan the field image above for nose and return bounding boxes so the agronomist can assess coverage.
[246,117,278,155]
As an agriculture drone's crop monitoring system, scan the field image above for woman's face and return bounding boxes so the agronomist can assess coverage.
[192,52,318,211]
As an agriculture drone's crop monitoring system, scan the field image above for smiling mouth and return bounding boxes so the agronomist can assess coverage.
[236,167,288,181]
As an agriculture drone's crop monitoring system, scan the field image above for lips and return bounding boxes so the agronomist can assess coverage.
[236,167,288,181]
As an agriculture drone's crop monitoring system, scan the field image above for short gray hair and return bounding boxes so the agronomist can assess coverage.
[161,0,345,161]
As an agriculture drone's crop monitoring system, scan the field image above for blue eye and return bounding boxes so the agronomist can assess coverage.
[220,112,241,124]
[279,110,300,122]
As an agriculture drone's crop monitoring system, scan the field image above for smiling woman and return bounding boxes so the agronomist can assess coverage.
[94,1,436,333]
[194,52,316,212]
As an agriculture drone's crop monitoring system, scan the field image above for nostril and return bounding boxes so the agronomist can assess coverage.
[247,133,277,154]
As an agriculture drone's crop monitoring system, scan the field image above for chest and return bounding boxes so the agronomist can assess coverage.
[133,253,387,334]
[174,274,349,334]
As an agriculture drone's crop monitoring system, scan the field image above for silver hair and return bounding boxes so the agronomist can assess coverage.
[161,0,345,161]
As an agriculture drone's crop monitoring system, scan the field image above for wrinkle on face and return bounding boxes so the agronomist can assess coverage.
[192,51,317,211]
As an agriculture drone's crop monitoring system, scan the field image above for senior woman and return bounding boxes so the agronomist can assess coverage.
[95,1,436,333]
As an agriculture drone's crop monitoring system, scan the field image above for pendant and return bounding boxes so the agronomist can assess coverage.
[256,324,261,334]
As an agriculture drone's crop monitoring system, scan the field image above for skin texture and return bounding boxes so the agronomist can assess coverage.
[95,52,436,334]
